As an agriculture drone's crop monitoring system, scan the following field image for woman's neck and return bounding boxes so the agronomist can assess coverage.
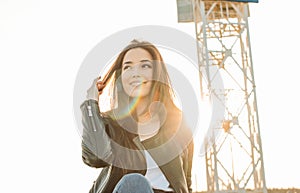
[135,97,151,118]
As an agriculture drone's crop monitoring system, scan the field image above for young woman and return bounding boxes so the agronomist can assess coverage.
[81,40,194,193]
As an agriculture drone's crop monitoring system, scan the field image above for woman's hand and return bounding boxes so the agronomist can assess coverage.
[96,77,106,95]
[86,77,105,101]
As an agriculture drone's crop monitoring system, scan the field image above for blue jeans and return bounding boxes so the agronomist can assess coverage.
[112,173,154,193]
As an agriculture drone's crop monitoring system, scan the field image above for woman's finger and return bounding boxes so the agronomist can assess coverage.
[97,81,106,92]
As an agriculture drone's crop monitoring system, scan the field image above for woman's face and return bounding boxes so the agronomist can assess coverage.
[121,48,154,98]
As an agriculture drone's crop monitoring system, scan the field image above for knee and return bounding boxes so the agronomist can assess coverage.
[114,173,153,193]
[120,173,146,183]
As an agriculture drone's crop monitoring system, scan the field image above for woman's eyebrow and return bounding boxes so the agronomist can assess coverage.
[140,59,152,63]
[123,61,133,65]
[123,59,152,65]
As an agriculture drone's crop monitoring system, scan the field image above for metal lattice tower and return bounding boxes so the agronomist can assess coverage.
[176,1,267,193]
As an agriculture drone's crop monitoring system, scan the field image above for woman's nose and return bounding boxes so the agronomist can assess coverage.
[131,66,141,77]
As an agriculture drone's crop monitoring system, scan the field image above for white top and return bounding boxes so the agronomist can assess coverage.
[144,150,174,191]
[138,115,173,191]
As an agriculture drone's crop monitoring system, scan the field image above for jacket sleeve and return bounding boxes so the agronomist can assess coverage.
[80,99,113,168]
[182,139,194,193]
[187,139,194,193]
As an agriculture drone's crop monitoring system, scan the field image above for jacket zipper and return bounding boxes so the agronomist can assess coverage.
[87,101,97,132]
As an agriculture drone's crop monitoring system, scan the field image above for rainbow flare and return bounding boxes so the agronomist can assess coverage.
[114,85,145,120]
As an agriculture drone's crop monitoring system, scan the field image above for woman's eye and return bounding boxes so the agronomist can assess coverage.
[123,65,131,71]
[141,63,152,69]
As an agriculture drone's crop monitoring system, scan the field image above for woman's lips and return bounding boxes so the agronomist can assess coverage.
[130,81,148,86]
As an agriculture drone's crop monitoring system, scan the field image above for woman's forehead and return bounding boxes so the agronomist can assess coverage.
[122,48,153,64]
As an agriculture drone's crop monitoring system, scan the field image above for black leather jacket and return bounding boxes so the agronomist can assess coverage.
[81,99,194,193]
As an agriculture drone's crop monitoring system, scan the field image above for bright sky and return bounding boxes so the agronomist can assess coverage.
[1,0,299,192]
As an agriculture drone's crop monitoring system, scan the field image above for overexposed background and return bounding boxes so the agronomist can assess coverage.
[0,0,299,192]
